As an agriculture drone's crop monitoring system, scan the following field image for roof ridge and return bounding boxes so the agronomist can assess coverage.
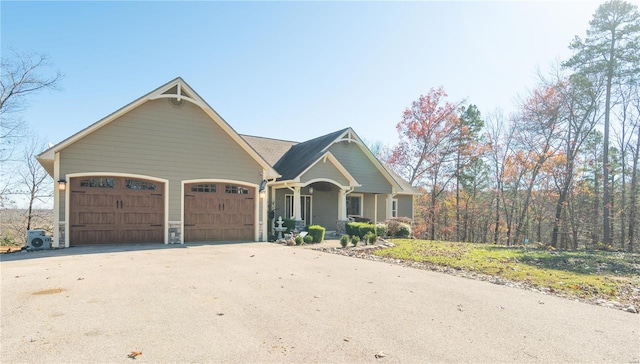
[240,134,299,144]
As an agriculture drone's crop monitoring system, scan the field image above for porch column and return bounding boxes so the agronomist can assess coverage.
[52,152,60,248]
[338,188,347,220]
[386,194,393,220]
[293,186,302,221]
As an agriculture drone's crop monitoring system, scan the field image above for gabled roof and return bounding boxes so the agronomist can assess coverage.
[240,134,298,166]
[386,167,421,195]
[267,127,419,195]
[37,77,280,179]
[273,128,349,181]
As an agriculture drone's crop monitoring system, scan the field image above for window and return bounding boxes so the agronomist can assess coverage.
[285,195,312,225]
[392,199,398,218]
[79,178,114,188]
[126,179,157,190]
[346,194,362,217]
[225,185,249,194]
[191,184,216,193]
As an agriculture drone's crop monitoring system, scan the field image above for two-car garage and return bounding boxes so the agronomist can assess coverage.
[69,176,255,245]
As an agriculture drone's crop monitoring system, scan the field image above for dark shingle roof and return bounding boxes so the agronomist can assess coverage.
[240,135,298,166]
[273,128,349,181]
[242,128,420,195]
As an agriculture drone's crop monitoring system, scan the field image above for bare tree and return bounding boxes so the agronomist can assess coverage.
[2,136,53,245]
[1,49,62,161]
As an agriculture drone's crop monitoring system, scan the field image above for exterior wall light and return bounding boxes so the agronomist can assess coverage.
[308,187,314,194]
[58,179,67,191]
[259,179,267,199]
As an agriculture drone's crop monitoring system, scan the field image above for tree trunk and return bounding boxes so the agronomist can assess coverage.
[493,189,500,244]
[602,31,616,247]
[628,125,640,252]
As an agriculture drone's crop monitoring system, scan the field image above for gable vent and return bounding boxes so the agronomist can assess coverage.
[169,97,185,108]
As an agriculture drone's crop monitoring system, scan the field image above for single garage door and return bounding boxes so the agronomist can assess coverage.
[69,177,164,244]
[184,182,255,242]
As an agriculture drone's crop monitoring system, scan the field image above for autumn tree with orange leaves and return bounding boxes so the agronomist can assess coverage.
[386,87,480,240]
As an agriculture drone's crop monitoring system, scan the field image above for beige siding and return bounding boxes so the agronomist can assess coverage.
[59,99,264,222]
[375,194,414,222]
[328,142,392,193]
[299,160,349,186]
[397,195,414,220]
[274,188,289,220]
[363,194,376,221]
[312,190,338,230]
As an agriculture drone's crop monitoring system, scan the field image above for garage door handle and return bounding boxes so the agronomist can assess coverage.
[222,203,225,211]
[150,224,162,227]
[120,201,124,209]
[185,224,195,227]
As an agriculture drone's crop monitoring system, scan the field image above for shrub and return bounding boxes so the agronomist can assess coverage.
[397,223,411,238]
[346,222,376,238]
[345,222,358,237]
[304,235,313,244]
[375,223,388,237]
[386,218,412,237]
[351,235,359,247]
[307,225,326,243]
[364,232,377,245]
[340,234,349,248]
[295,235,304,245]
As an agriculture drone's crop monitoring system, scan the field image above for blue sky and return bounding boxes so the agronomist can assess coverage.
[2,1,600,149]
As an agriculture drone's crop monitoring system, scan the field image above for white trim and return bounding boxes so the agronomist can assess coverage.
[322,128,400,194]
[181,179,260,243]
[346,193,364,217]
[37,78,280,180]
[53,152,62,247]
[295,152,360,187]
[284,194,313,225]
[374,194,378,224]
[64,172,170,245]
[392,198,398,218]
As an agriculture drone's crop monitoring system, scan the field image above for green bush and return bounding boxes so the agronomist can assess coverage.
[295,235,304,245]
[304,235,313,244]
[307,225,326,243]
[386,218,412,237]
[351,235,359,247]
[345,222,358,237]
[375,223,388,237]
[364,232,377,245]
[346,222,376,238]
[340,234,349,248]
[397,223,411,238]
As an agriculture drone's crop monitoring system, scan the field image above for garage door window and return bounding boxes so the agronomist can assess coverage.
[126,179,157,190]
[191,184,217,193]
[80,178,114,188]
[225,185,249,194]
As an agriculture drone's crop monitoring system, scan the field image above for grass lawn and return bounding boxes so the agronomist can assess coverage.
[374,239,640,307]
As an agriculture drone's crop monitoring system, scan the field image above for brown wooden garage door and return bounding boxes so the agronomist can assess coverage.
[69,177,164,244]
[184,183,255,242]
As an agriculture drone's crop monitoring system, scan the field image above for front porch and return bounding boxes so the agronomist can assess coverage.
[268,180,399,238]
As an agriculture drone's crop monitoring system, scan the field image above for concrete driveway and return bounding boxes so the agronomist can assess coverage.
[1,243,638,363]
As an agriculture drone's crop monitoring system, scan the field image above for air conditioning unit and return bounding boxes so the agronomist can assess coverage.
[27,230,52,250]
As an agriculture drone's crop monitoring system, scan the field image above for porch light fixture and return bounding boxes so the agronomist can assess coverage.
[259,179,267,199]
[308,187,314,194]
[58,179,67,191]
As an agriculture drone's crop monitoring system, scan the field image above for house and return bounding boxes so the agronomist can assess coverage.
[37,78,419,247]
